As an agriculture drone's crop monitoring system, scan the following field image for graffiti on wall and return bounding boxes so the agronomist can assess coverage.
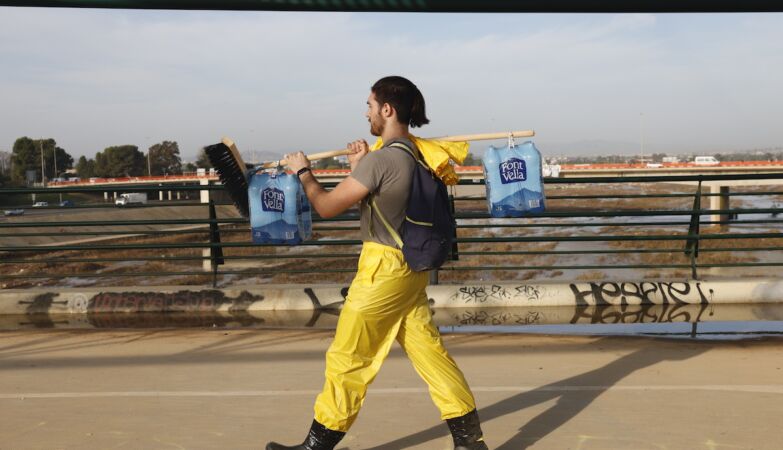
[19,293,68,314]
[570,303,711,324]
[88,290,264,312]
[303,287,349,310]
[84,311,266,329]
[302,287,350,327]
[452,309,543,326]
[15,290,266,328]
[443,303,713,328]
[448,284,550,304]
[569,281,714,305]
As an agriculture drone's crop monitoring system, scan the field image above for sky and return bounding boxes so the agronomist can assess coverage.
[1,9,782,162]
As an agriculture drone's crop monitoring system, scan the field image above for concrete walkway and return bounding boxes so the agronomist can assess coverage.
[0,329,781,449]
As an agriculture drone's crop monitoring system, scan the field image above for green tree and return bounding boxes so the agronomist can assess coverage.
[10,137,73,182]
[49,146,73,178]
[182,162,197,173]
[75,155,97,178]
[94,145,146,177]
[10,137,37,182]
[147,140,182,175]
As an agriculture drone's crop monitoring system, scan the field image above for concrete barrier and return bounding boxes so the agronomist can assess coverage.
[2,278,783,316]
[3,302,783,331]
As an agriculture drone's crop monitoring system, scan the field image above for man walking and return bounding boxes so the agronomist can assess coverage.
[267,76,488,450]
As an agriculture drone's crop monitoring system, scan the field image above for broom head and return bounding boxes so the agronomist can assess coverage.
[203,137,251,218]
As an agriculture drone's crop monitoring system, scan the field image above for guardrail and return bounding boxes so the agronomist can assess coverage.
[2,173,782,288]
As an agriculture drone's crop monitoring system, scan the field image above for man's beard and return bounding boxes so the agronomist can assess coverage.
[369,115,384,136]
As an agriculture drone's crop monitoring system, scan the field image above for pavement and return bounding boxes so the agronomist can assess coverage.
[0,328,781,450]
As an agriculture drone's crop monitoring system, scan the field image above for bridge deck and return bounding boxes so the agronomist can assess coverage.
[0,329,780,449]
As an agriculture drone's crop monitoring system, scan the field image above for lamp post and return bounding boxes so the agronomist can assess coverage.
[145,136,152,177]
[39,140,46,187]
[53,146,62,203]
[639,112,645,165]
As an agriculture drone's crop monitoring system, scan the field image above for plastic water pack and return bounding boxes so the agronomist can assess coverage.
[482,141,546,217]
[249,170,312,244]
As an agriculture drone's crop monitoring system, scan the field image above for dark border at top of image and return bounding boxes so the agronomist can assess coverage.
[0,0,781,13]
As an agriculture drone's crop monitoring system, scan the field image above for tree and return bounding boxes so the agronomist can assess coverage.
[49,146,73,177]
[313,158,334,169]
[0,151,10,187]
[0,150,11,177]
[75,155,97,178]
[10,137,37,182]
[461,152,481,166]
[94,145,146,177]
[10,137,73,182]
[195,149,213,168]
[182,162,197,173]
[147,140,182,175]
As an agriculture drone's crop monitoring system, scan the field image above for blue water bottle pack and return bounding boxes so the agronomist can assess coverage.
[249,170,312,244]
[482,140,546,217]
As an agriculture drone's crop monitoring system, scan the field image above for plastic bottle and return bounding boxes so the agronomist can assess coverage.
[249,170,312,244]
[482,141,546,217]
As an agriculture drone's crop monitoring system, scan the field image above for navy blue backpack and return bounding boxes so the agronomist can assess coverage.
[370,141,456,271]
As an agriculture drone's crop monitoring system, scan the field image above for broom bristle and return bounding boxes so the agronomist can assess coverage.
[204,142,251,217]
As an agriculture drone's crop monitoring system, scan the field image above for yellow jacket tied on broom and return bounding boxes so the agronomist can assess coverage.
[369,135,469,185]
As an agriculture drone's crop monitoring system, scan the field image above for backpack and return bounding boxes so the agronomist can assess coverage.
[369,141,456,272]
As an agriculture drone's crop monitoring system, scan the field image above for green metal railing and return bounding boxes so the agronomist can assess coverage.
[2,173,782,286]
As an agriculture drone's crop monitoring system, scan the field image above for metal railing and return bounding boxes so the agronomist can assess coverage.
[1,173,782,287]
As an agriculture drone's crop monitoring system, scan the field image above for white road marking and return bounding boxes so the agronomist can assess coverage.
[1,384,782,400]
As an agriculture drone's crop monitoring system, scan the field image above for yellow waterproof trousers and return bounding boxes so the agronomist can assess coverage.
[313,242,476,432]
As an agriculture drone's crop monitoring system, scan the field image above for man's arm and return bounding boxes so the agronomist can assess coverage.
[297,171,369,219]
[285,140,371,219]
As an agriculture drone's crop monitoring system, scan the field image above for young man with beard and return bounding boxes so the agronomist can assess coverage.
[266,76,488,450]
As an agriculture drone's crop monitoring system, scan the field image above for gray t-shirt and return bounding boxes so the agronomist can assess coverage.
[350,137,418,248]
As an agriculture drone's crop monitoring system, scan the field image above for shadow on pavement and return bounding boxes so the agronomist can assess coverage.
[365,340,709,450]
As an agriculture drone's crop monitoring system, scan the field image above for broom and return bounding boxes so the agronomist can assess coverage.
[204,130,535,217]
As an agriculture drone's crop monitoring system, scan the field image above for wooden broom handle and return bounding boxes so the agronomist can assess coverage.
[261,129,535,169]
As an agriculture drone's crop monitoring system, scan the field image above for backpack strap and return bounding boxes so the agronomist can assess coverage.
[369,197,404,249]
[388,141,433,173]
[366,140,420,250]
[386,141,437,227]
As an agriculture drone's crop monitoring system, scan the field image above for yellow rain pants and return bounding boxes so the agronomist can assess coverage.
[313,241,477,432]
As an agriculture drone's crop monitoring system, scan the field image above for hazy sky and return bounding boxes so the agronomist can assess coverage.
[1,9,782,162]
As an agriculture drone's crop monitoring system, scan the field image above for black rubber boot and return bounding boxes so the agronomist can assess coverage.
[446,409,489,450]
[265,419,345,450]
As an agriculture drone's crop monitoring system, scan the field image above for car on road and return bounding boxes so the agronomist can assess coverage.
[32,201,49,208]
[59,200,74,207]
[3,209,25,216]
